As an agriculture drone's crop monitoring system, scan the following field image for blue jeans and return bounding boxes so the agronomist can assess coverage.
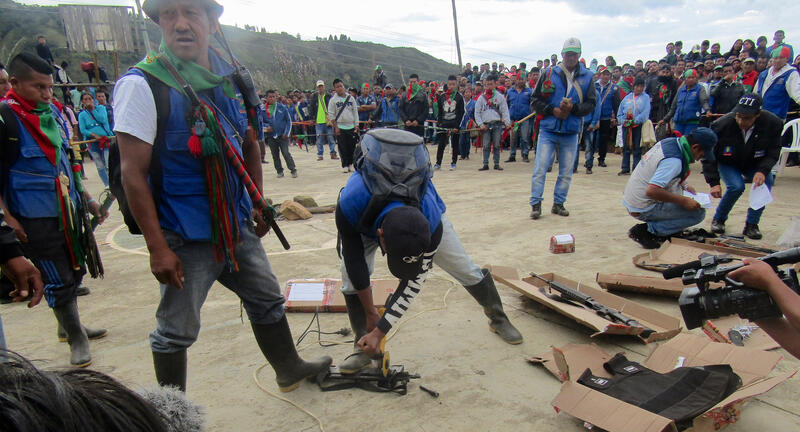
[530,130,578,205]
[635,202,706,236]
[340,215,483,294]
[584,128,599,168]
[482,123,504,165]
[674,121,699,136]
[150,223,285,353]
[713,163,774,225]
[0,314,6,351]
[88,143,110,187]
[458,131,471,157]
[509,119,531,158]
[621,126,643,172]
[315,124,337,156]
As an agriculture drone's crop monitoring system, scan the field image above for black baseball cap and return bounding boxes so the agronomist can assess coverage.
[687,127,718,162]
[732,93,762,116]
[381,206,431,280]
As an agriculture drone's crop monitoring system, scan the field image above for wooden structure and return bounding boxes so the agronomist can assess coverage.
[58,5,136,53]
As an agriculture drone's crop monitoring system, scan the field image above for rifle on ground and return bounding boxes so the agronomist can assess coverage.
[529,272,655,338]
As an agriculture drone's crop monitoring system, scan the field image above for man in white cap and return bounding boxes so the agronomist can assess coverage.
[529,37,596,219]
[309,79,338,161]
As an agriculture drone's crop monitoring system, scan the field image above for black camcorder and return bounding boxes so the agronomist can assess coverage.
[663,248,800,329]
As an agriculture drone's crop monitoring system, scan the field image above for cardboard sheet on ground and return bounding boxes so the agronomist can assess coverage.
[531,333,794,432]
[633,238,765,273]
[701,316,780,351]
[284,279,396,312]
[596,273,725,297]
[489,266,682,343]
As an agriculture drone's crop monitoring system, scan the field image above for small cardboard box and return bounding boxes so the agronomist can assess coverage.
[489,266,682,343]
[284,279,396,312]
[702,316,780,351]
[533,334,794,432]
[550,234,575,254]
[633,238,765,273]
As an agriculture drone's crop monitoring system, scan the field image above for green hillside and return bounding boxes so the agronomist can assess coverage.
[0,0,459,91]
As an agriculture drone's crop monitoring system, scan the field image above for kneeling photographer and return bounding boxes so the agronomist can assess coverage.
[729,258,800,359]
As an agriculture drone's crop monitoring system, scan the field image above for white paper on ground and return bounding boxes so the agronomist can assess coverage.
[749,183,774,210]
[287,282,325,301]
[682,190,713,209]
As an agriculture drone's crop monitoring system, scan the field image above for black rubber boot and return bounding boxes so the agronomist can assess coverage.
[463,269,523,344]
[339,294,372,374]
[252,316,333,392]
[52,299,92,367]
[153,349,187,392]
[58,323,108,342]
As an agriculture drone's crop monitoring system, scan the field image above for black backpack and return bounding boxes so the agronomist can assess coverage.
[107,70,170,235]
[578,353,742,430]
[353,128,432,232]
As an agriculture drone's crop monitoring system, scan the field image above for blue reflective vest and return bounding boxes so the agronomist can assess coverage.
[757,68,797,120]
[539,64,595,135]
[4,105,80,219]
[125,54,253,242]
[673,85,703,123]
[338,171,445,239]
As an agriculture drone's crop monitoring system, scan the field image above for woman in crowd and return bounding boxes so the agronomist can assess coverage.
[78,92,114,188]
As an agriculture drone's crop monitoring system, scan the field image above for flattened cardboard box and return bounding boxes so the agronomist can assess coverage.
[701,316,780,351]
[596,273,725,298]
[534,333,794,432]
[489,265,681,343]
[633,238,765,273]
[284,279,396,312]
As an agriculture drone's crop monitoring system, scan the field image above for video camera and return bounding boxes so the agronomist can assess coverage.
[663,248,800,329]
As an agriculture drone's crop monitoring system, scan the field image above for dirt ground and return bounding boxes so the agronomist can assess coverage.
[3,142,800,432]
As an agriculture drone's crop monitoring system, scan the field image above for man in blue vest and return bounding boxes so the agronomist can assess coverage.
[0,53,108,367]
[114,0,331,392]
[335,129,522,373]
[623,128,718,249]
[262,89,297,178]
[506,73,533,163]
[372,83,400,127]
[756,46,800,121]
[529,37,597,219]
[660,69,710,136]
[586,66,620,172]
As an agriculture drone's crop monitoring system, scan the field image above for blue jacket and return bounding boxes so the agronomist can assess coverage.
[531,63,597,135]
[78,105,113,139]
[506,86,532,120]
[262,103,292,138]
[338,171,445,239]
[673,85,703,123]
[757,67,798,119]
[375,96,400,124]
[617,92,651,126]
[593,81,619,122]
[4,105,81,219]
[292,101,310,122]
[125,51,255,242]
[461,98,476,128]
[357,94,376,122]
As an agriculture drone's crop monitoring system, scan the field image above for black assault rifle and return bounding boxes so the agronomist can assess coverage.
[530,273,656,338]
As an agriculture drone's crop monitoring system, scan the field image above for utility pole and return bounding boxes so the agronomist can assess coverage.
[134,0,152,54]
[451,0,463,69]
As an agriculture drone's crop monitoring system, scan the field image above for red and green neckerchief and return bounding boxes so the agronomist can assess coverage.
[540,67,555,98]
[678,136,694,180]
[265,101,276,118]
[484,89,495,103]
[444,89,453,103]
[136,42,242,269]
[406,83,422,101]
[4,89,84,268]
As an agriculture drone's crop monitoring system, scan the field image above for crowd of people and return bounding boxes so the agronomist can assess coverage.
[1,0,800,427]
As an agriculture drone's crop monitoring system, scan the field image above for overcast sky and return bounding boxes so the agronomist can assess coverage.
[17,0,800,67]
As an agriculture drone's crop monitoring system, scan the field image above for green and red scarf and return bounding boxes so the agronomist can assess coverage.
[4,89,84,268]
[406,83,422,101]
[136,42,242,269]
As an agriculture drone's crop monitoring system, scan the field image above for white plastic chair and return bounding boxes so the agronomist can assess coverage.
[775,118,800,176]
